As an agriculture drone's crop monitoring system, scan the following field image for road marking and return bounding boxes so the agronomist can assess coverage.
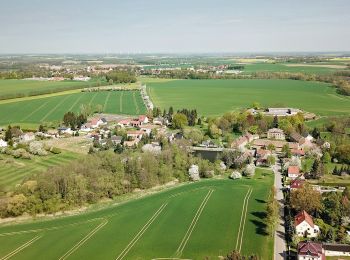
[115,203,167,260]
[235,188,253,252]
[175,190,213,256]
[59,219,108,260]
[103,92,111,112]
[0,235,41,260]
[119,91,123,112]
[40,94,71,122]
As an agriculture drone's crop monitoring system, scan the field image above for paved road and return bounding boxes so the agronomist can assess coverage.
[273,162,286,260]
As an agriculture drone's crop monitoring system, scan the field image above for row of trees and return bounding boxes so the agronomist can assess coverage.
[105,71,137,84]
[0,142,218,218]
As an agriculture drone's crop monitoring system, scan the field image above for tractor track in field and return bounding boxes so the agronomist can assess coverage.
[115,203,168,260]
[0,235,42,260]
[175,189,214,257]
[235,187,253,253]
[58,219,108,260]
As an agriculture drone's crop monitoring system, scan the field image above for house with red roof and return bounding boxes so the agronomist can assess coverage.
[295,211,319,238]
[290,178,305,190]
[138,115,149,124]
[288,165,301,179]
[297,241,325,260]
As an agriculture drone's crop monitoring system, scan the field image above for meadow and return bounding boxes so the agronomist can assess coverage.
[0,169,273,259]
[147,79,350,116]
[0,151,79,193]
[0,80,94,100]
[0,91,146,127]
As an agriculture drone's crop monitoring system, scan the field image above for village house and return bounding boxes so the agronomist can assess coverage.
[126,130,144,140]
[123,138,140,148]
[153,117,168,126]
[111,135,122,145]
[90,117,107,129]
[265,107,301,117]
[288,165,301,179]
[117,118,132,128]
[295,211,320,238]
[252,139,299,153]
[255,149,272,166]
[20,132,35,143]
[0,139,8,147]
[297,241,325,260]
[231,133,259,150]
[290,178,305,190]
[323,243,350,257]
[138,115,149,124]
[267,128,285,140]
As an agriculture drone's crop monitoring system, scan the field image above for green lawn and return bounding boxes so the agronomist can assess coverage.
[0,91,146,126]
[147,79,350,116]
[0,79,94,100]
[0,151,79,192]
[0,169,274,259]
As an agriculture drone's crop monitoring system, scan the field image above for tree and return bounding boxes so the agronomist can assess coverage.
[172,113,188,129]
[290,184,322,214]
[266,155,276,166]
[273,115,278,128]
[267,143,276,152]
[38,124,46,133]
[4,125,12,141]
[63,112,77,129]
[309,159,326,179]
[266,187,279,235]
[282,144,291,158]
[322,152,331,163]
[322,192,342,226]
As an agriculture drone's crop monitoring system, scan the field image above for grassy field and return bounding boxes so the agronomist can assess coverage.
[0,151,79,193]
[0,79,94,100]
[0,91,146,127]
[147,79,350,116]
[0,169,274,259]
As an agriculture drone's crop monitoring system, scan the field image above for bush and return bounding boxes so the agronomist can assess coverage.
[50,147,61,154]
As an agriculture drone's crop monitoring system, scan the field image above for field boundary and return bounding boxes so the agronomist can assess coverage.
[40,94,71,122]
[175,189,214,256]
[103,92,111,112]
[58,219,108,260]
[0,235,41,260]
[115,203,168,260]
[235,187,253,252]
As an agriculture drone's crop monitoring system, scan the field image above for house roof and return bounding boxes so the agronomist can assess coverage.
[268,128,284,134]
[297,241,323,256]
[139,115,147,121]
[288,166,300,175]
[127,130,144,135]
[290,132,303,142]
[290,179,304,189]
[291,149,305,156]
[295,210,314,228]
[323,243,350,252]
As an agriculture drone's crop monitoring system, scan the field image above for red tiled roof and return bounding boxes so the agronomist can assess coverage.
[297,241,323,257]
[290,179,304,189]
[291,149,305,156]
[295,210,314,228]
[288,166,300,174]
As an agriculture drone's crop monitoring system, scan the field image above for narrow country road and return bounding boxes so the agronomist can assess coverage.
[273,162,286,260]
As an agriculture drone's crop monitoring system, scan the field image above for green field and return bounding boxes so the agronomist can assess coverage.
[0,169,273,259]
[0,91,146,126]
[147,79,350,116]
[0,151,79,192]
[241,63,345,74]
[0,80,93,100]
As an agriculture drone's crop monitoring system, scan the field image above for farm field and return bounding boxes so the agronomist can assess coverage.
[0,169,274,259]
[147,79,350,116]
[0,79,94,100]
[0,151,79,193]
[240,63,346,74]
[0,91,146,127]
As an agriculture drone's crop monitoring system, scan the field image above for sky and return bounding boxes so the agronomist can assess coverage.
[1,0,349,53]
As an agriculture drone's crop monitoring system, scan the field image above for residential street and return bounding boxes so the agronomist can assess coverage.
[273,162,287,260]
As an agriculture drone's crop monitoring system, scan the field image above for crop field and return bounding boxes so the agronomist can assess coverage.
[0,151,79,192]
[0,169,273,259]
[240,63,346,74]
[0,80,93,100]
[0,91,146,126]
[147,79,350,116]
